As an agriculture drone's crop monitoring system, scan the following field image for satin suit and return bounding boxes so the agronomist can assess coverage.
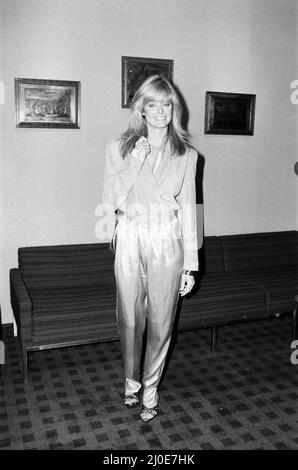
[102,139,199,408]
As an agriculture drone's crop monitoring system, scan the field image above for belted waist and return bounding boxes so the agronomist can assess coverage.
[116,209,178,225]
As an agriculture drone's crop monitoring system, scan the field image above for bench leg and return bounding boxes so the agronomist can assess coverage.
[293,300,298,342]
[23,349,29,384]
[211,326,218,352]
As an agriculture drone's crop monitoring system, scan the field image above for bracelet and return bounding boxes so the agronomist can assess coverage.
[182,270,195,276]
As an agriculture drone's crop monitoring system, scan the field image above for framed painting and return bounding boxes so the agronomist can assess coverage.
[204,91,256,135]
[122,56,174,108]
[15,78,81,128]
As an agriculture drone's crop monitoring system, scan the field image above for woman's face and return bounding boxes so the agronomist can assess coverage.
[143,98,173,131]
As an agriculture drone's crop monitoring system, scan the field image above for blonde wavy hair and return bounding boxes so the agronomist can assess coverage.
[119,74,190,158]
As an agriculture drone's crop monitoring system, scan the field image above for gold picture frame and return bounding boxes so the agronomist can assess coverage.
[122,56,174,108]
[15,78,81,128]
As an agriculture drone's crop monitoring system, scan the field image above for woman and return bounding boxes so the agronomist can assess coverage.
[102,74,199,422]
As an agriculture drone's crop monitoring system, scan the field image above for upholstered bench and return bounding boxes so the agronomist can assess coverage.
[221,231,298,316]
[180,236,267,350]
[10,230,298,381]
[10,243,118,382]
[181,231,298,350]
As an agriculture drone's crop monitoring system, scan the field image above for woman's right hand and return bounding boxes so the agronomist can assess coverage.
[132,136,151,162]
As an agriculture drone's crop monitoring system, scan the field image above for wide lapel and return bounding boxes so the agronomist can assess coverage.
[141,157,163,204]
[135,141,173,205]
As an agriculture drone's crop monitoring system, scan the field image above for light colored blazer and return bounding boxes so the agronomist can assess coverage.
[102,139,199,271]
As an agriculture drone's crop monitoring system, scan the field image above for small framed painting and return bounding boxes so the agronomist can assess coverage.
[204,91,256,135]
[122,56,174,108]
[15,78,81,128]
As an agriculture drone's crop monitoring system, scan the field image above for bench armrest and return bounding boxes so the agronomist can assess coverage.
[10,268,33,346]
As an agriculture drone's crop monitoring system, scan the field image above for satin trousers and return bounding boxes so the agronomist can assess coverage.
[114,212,184,408]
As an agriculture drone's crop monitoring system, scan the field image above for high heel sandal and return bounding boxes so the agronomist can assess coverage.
[140,405,159,422]
[124,393,140,408]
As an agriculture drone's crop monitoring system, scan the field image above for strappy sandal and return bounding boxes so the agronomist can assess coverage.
[140,405,159,422]
[124,393,140,408]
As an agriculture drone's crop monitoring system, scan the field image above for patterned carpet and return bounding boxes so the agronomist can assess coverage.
[1,315,298,450]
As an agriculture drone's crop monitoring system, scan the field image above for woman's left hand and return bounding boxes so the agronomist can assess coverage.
[179,273,195,297]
